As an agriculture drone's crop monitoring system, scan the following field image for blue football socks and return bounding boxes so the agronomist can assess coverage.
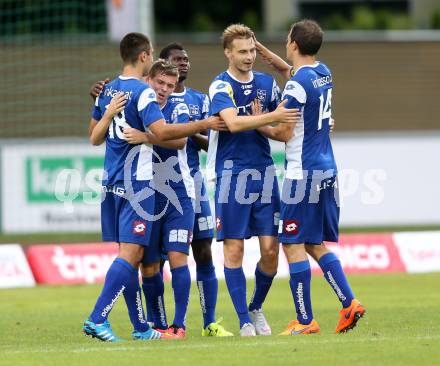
[248,264,276,312]
[171,265,191,328]
[318,252,354,308]
[224,266,252,328]
[142,272,168,329]
[289,260,313,325]
[90,258,138,325]
[196,261,218,328]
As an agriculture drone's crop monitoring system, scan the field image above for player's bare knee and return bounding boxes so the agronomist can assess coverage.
[224,247,243,267]
[140,262,160,277]
[261,246,279,265]
[118,243,144,266]
[305,243,329,261]
[168,251,188,269]
[282,243,307,263]
[192,238,213,264]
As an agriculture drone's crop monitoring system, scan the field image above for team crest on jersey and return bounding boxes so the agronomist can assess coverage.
[256,89,267,102]
[188,104,200,117]
[284,220,299,235]
[133,220,147,235]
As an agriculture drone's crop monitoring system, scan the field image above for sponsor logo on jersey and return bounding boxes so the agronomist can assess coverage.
[284,220,299,234]
[243,89,252,96]
[133,220,146,235]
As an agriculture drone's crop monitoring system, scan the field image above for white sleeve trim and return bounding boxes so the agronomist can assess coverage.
[282,81,307,104]
[271,79,280,102]
[137,88,157,112]
[202,95,210,114]
[209,80,233,101]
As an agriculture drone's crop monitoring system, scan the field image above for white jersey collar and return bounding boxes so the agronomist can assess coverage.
[294,62,320,74]
[118,75,139,80]
[226,70,254,83]
[171,87,187,97]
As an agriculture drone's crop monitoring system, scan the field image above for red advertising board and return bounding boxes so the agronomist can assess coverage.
[26,244,118,285]
[309,233,406,274]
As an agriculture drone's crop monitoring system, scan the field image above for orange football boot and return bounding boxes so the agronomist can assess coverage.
[167,324,186,339]
[279,319,320,335]
[335,299,366,333]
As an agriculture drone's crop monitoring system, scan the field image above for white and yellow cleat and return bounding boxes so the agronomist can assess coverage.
[202,317,234,337]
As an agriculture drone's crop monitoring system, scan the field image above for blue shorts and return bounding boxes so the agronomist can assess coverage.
[193,178,214,241]
[278,176,340,245]
[101,181,155,246]
[214,169,280,241]
[142,192,195,264]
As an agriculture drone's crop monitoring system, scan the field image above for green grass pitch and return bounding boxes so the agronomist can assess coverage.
[1,273,439,366]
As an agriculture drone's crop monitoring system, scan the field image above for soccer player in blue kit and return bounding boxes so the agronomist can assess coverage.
[260,20,365,335]
[123,59,228,338]
[155,43,233,337]
[207,24,301,336]
[84,33,225,342]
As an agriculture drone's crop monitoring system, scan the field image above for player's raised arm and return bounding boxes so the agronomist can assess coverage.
[89,92,127,146]
[255,40,293,81]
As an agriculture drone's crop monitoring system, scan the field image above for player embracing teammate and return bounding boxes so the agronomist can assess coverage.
[84,20,365,341]
[256,19,366,335]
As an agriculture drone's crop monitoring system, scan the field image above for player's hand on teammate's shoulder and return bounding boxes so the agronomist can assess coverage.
[207,116,230,131]
[273,99,301,124]
[90,78,110,100]
[123,127,149,144]
[103,92,127,119]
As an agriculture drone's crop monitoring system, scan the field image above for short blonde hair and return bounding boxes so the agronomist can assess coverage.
[148,59,179,79]
[222,23,254,49]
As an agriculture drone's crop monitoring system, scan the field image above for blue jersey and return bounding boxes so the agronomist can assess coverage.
[154,100,195,199]
[168,87,210,176]
[92,76,163,185]
[282,62,337,180]
[206,70,281,180]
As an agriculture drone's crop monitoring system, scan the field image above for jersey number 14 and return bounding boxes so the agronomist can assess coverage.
[318,88,332,131]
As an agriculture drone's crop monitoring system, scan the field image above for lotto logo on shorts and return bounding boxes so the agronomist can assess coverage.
[284,220,299,235]
[216,217,222,231]
[133,221,146,235]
